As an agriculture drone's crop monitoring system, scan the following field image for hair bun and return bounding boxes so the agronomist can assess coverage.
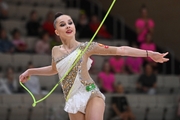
[54,12,64,20]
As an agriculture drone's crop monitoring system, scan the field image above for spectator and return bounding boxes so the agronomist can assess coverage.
[136,63,157,95]
[26,10,41,37]
[126,42,143,74]
[0,22,2,29]
[0,66,17,94]
[97,60,115,93]
[24,62,41,95]
[0,29,14,53]
[135,5,155,44]
[140,33,156,63]
[11,28,27,53]
[109,56,126,74]
[89,15,112,39]
[110,82,135,120]
[35,31,50,54]
[76,12,92,38]
[0,0,8,20]
[42,11,55,37]
[177,96,180,119]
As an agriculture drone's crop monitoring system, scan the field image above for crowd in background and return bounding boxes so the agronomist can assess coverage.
[0,1,179,119]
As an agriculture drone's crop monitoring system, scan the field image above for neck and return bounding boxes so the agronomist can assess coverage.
[142,16,148,20]
[61,36,79,50]
[146,41,151,44]
[105,71,110,74]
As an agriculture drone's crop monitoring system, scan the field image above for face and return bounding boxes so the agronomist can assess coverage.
[42,33,49,42]
[55,15,76,40]
[79,14,88,24]
[31,12,38,21]
[0,30,7,39]
[91,15,98,23]
[28,64,34,69]
[141,8,148,18]
[115,84,124,93]
[145,64,153,74]
[14,32,20,39]
[6,68,14,80]
[146,34,152,43]
[103,62,111,72]
[132,43,138,48]
[80,14,86,20]
[47,12,54,21]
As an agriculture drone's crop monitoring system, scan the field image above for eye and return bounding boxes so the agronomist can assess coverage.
[68,21,73,25]
[60,23,65,27]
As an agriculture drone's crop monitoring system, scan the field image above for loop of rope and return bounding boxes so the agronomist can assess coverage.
[19,0,116,107]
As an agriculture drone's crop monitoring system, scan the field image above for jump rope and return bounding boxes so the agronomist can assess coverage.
[20,0,116,107]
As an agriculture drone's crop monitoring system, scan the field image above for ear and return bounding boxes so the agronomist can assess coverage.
[55,30,59,36]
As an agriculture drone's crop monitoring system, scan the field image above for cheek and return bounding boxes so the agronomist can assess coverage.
[56,28,65,35]
[72,24,76,32]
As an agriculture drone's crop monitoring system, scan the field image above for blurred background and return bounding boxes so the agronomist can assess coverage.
[0,0,179,120]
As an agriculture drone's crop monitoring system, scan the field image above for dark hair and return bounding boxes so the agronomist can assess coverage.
[140,4,147,12]
[4,66,14,77]
[101,59,113,73]
[54,12,63,20]
[144,63,154,71]
[53,12,64,29]
[30,10,37,16]
[12,28,20,36]
[28,61,33,66]
[115,81,122,88]
[0,28,7,39]
[39,31,49,39]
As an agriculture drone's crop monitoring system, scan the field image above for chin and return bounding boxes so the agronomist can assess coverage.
[65,35,75,39]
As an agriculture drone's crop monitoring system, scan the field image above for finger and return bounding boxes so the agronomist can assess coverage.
[19,75,22,79]
[159,60,163,63]
[21,78,27,83]
[20,77,25,82]
[163,58,169,62]
[19,75,25,81]
[20,76,26,82]
[163,52,168,57]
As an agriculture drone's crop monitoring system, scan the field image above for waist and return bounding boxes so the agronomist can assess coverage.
[81,80,96,92]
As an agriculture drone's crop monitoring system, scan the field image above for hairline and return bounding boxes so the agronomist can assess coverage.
[53,14,72,29]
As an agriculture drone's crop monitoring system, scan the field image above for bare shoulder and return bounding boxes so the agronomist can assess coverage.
[52,45,60,51]
[52,45,62,53]
[52,45,64,59]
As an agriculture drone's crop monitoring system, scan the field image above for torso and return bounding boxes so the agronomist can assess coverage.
[52,43,93,83]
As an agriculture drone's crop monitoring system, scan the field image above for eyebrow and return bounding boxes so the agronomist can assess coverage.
[59,19,72,23]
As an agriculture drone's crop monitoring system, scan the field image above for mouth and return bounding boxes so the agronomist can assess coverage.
[66,30,73,34]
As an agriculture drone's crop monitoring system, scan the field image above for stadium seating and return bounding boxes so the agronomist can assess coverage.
[0,53,13,71]
[0,93,178,120]
[0,0,179,120]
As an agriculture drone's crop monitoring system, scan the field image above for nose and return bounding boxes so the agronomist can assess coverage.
[66,25,70,29]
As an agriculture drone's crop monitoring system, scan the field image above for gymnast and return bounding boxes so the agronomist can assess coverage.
[19,12,169,120]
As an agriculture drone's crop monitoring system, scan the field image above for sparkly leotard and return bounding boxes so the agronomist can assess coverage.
[53,42,117,114]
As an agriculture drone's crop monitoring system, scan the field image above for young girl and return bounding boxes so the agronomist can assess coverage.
[19,12,169,120]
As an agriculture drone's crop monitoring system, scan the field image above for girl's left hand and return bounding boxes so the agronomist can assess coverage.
[150,52,169,63]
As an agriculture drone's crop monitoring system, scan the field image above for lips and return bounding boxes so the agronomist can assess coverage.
[66,29,73,34]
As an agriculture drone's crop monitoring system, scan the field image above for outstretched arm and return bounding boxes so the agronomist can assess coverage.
[20,47,58,83]
[87,42,169,63]
[117,46,169,63]
[19,60,58,83]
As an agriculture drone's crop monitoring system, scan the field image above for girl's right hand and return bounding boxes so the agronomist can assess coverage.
[19,70,30,83]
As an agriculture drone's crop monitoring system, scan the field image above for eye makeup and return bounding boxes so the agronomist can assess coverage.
[59,19,73,27]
